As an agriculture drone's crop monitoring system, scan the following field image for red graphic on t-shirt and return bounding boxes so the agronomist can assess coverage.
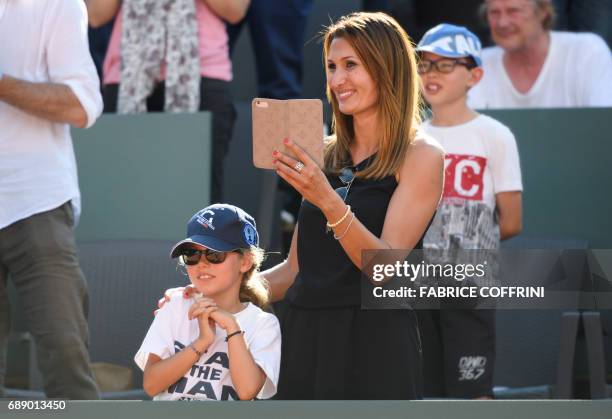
[443,154,487,201]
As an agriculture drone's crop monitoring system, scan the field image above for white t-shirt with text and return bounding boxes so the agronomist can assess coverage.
[468,31,612,109]
[422,115,523,251]
[135,291,281,401]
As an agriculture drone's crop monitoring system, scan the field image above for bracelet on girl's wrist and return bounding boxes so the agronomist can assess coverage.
[225,330,244,342]
[189,343,206,358]
[326,204,351,232]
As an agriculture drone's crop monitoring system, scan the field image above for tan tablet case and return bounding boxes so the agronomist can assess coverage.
[252,98,324,169]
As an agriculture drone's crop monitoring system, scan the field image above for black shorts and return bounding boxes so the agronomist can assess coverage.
[417,308,496,398]
[275,305,423,400]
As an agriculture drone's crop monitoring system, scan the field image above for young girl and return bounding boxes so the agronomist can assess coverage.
[135,204,281,401]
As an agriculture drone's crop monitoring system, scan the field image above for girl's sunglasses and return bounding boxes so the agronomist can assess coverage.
[179,248,241,265]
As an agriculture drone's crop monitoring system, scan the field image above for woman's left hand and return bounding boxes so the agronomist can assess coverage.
[272,138,337,209]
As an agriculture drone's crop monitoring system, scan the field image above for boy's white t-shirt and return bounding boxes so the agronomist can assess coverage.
[135,290,281,401]
[422,115,523,251]
[468,31,612,109]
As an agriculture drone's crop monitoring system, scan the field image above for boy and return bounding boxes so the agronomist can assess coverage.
[415,24,523,399]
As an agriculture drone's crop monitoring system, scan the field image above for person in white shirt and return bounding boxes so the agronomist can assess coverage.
[0,0,103,399]
[416,23,523,398]
[137,204,281,401]
[468,0,612,108]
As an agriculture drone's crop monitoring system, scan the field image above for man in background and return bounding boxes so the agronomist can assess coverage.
[469,0,612,108]
[0,0,102,399]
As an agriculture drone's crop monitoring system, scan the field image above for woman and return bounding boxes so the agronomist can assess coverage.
[86,0,250,203]
[161,11,443,399]
[264,12,443,399]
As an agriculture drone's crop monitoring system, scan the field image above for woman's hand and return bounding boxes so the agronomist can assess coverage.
[210,309,240,333]
[155,285,198,314]
[188,297,218,345]
[272,138,339,211]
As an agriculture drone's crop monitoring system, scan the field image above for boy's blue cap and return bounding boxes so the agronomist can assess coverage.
[416,23,482,67]
[170,204,259,257]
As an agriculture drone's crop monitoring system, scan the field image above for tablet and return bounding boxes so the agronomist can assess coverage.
[252,98,324,169]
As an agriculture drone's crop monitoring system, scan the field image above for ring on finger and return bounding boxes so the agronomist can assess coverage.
[294,161,305,173]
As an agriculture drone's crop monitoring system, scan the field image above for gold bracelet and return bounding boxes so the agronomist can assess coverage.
[326,205,351,232]
[334,212,355,240]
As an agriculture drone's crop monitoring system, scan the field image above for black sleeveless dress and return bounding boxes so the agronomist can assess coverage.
[276,155,425,400]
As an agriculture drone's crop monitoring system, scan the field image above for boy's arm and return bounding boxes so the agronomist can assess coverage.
[496,191,522,240]
[142,338,211,397]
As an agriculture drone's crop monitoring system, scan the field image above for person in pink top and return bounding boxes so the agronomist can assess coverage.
[87,0,250,203]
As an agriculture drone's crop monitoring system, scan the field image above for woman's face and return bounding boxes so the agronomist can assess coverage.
[183,244,250,298]
[326,37,379,120]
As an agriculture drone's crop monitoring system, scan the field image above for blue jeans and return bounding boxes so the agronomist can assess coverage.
[227,0,314,99]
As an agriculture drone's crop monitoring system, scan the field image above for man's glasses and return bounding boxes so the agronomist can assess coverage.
[417,59,475,75]
[179,248,241,265]
[335,167,355,201]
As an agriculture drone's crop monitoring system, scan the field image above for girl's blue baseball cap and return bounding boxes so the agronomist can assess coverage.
[170,204,259,257]
[416,23,483,67]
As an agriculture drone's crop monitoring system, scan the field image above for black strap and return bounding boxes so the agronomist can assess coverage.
[225,330,244,342]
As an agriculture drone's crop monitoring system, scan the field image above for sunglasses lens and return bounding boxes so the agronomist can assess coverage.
[205,251,227,264]
[179,248,237,265]
[180,250,201,266]
[339,168,354,184]
[335,168,354,201]
[335,186,348,200]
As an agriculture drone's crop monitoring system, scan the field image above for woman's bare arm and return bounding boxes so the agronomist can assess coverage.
[260,224,299,302]
[275,137,444,269]
[203,0,250,24]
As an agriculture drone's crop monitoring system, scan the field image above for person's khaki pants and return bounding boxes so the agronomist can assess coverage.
[0,202,99,399]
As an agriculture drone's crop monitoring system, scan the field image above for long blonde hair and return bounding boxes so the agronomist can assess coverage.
[322,12,422,179]
[238,246,269,309]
